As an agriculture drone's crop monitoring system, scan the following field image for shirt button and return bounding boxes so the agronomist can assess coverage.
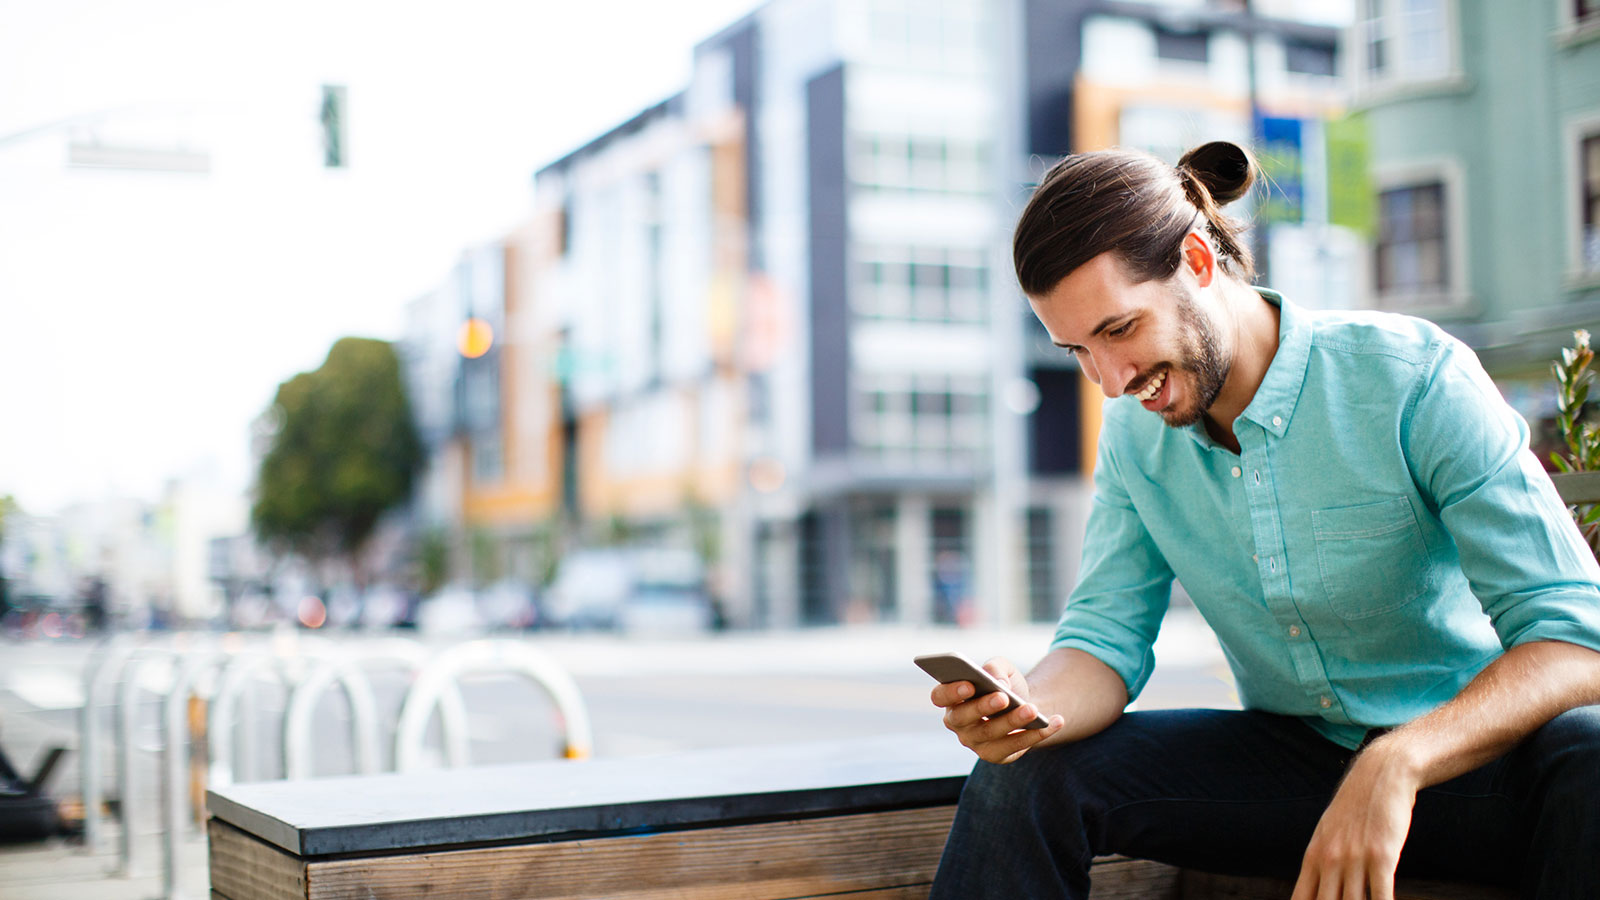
[1252,553,1258,562]
[1288,625,1301,638]
[1273,415,1283,427]
[1231,466,1242,478]
[1319,696,1332,709]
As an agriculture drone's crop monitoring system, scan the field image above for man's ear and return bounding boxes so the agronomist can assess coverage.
[1180,231,1216,289]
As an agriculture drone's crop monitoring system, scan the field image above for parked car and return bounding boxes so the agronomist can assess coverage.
[617,549,713,634]
[415,586,484,638]
[545,547,713,633]
[543,549,631,630]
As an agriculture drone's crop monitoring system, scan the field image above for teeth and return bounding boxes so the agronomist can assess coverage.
[1134,370,1166,402]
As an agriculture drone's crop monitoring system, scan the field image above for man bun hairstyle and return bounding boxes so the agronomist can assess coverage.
[1013,140,1258,298]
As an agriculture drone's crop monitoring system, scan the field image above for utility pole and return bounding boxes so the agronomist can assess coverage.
[985,0,1028,626]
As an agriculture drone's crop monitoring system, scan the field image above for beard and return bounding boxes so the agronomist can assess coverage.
[1153,285,1230,429]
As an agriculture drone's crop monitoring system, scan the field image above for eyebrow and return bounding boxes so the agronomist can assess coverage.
[1051,314,1129,349]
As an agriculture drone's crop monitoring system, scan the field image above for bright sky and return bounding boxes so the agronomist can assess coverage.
[0,0,760,515]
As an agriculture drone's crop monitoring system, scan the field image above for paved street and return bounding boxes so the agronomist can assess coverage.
[0,607,1235,899]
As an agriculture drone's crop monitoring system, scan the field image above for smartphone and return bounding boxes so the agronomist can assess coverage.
[914,652,1050,729]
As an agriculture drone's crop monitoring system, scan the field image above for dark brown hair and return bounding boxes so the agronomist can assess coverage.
[1012,141,1257,297]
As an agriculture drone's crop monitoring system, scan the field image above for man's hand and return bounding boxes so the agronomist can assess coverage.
[931,657,1064,764]
[1291,742,1421,900]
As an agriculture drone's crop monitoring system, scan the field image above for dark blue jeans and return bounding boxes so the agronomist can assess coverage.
[929,707,1600,899]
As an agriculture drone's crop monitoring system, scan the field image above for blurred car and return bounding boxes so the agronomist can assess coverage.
[415,586,485,638]
[545,547,712,634]
[544,549,631,630]
[478,580,539,630]
[617,549,713,634]
[358,584,412,629]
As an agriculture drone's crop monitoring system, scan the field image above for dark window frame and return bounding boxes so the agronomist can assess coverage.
[1284,37,1338,76]
[1376,181,1449,298]
[1153,25,1209,63]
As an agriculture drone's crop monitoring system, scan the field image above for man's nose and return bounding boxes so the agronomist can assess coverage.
[1097,355,1140,399]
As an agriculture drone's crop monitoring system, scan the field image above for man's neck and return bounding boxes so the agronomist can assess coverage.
[1203,281,1282,450]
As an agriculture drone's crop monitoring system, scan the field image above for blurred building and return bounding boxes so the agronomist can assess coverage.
[0,485,241,629]
[402,241,568,587]
[1350,0,1600,402]
[406,0,1354,628]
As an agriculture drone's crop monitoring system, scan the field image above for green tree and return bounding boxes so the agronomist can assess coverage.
[252,338,423,575]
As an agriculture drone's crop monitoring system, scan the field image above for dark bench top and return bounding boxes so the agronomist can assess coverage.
[207,732,975,858]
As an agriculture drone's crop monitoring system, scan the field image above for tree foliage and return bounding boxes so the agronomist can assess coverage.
[252,338,422,563]
[1550,329,1600,556]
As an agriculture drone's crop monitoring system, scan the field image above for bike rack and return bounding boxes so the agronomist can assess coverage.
[72,631,591,898]
[283,638,470,774]
[393,640,593,771]
[161,650,226,900]
[114,645,184,877]
[205,652,298,789]
[78,634,140,856]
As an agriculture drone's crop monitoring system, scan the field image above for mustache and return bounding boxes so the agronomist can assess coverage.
[1126,364,1172,397]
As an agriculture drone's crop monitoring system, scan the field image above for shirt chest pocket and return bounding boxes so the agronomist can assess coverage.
[1311,497,1436,620]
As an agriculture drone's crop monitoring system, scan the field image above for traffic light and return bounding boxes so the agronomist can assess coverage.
[320,85,347,168]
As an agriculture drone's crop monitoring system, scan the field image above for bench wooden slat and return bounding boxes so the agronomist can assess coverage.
[209,820,305,900]
[1553,470,1600,505]
[213,806,955,900]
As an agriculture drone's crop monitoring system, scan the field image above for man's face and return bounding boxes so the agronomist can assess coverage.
[1029,251,1230,429]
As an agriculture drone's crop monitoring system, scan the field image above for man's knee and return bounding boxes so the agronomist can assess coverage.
[960,748,1082,820]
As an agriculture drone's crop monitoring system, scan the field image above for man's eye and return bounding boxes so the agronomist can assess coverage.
[1108,323,1132,338]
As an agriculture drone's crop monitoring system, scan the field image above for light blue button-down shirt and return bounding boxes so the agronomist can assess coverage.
[1053,290,1600,749]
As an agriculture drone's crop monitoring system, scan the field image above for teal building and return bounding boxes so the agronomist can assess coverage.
[1353,0,1599,393]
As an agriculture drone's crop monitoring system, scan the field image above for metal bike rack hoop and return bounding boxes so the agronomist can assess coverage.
[393,640,593,772]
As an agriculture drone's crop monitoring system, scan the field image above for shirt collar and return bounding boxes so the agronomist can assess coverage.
[1177,287,1309,448]
[1237,288,1309,439]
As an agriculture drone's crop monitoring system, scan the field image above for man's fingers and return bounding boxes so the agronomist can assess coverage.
[1320,868,1342,900]
[959,697,1040,742]
[941,690,1013,730]
[1366,861,1396,900]
[1289,857,1319,900]
[930,681,975,709]
[977,715,1062,764]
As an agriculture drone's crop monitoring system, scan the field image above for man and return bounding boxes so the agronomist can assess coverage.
[928,142,1600,899]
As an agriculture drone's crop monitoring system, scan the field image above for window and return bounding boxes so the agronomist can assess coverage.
[851,132,989,195]
[1284,38,1338,77]
[1583,134,1600,272]
[930,507,970,625]
[1154,26,1209,63]
[1026,507,1057,623]
[853,373,989,466]
[1376,182,1448,301]
[867,0,984,73]
[853,244,988,323]
[1356,0,1455,90]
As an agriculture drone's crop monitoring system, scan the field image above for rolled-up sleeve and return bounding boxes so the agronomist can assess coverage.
[1403,338,1600,653]
[1051,428,1176,701]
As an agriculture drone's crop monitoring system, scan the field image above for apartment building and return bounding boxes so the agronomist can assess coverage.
[1350,0,1600,400]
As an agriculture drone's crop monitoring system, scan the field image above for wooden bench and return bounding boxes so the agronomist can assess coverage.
[206,733,1512,900]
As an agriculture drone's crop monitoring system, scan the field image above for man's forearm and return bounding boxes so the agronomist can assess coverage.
[1362,640,1600,789]
[1027,647,1131,747]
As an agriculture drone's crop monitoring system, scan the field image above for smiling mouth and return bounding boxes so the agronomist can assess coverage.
[1132,369,1167,402]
